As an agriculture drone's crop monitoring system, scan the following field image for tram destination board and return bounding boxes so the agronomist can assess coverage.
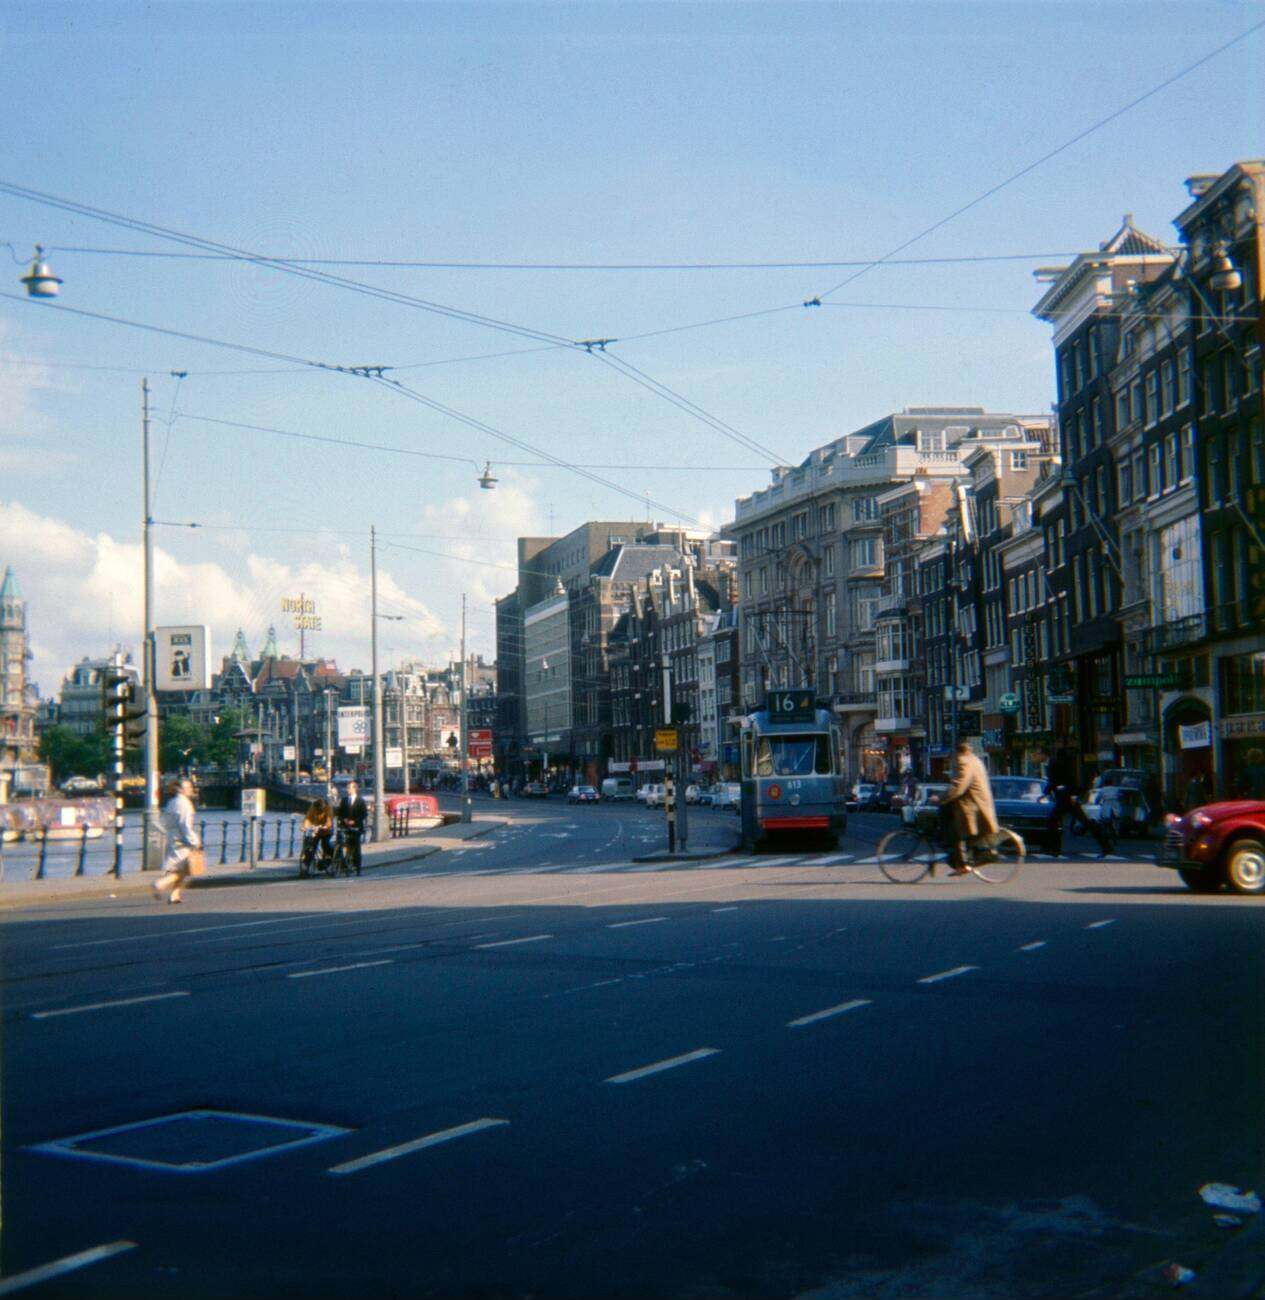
[766,688,816,723]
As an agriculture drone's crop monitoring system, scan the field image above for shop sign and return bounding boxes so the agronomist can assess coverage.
[655,728,678,752]
[999,693,1019,714]
[1219,714,1265,739]
[1125,673,1183,690]
[1047,693,1075,705]
[608,761,631,772]
[1179,721,1212,750]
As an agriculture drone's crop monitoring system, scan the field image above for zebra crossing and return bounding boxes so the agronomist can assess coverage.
[397,850,861,881]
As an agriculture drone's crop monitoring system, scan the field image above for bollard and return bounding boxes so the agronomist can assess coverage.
[273,819,283,860]
[76,823,89,877]
[404,807,411,838]
[36,829,48,880]
[220,821,228,864]
[239,821,248,863]
[288,817,297,857]
[249,817,258,870]
[199,820,207,855]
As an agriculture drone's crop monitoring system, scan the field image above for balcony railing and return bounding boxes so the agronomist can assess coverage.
[1142,612,1206,656]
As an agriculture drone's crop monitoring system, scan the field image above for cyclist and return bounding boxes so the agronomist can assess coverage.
[937,740,1000,876]
[300,797,334,873]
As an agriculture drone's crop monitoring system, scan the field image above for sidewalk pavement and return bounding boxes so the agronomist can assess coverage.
[0,816,509,911]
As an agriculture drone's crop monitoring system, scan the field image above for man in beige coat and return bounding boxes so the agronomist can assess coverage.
[939,741,999,874]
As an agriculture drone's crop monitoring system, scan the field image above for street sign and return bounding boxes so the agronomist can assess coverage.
[386,747,404,768]
[468,728,493,759]
[283,745,295,761]
[337,706,370,749]
[241,788,265,818]
[655,728,679,752]
[155,625,210,691]
[767,689,815,723]
[944,685,969,702]
[999,693,1019,714]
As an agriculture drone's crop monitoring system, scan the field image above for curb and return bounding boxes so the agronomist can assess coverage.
[631,845,740,864]
[0,818,509,911]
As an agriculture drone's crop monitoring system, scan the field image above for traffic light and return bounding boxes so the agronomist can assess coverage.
[99,671,146,744]
[122,686,147,745]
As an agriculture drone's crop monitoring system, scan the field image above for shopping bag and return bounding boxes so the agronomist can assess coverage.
[186,848,207,876]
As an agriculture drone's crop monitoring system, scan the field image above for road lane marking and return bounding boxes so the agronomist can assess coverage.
[788,998,871,1028]
[52,915,307,950]
[0,1241,137,1296]
[711,906,740,913]
[474,934,553,949]
[606,917,668,929]
[328,1118,509,1176]
[287,960,394,980]
[1018,941,1047,952]
[917,965,978,985]
[31,991,190,1020]
[1086,919,1116,930]
[547,977,625,998]
[604,1048,720,1084]
[819,853,855,864]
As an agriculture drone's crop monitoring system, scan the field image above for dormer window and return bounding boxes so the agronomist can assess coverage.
[918,430,945,453]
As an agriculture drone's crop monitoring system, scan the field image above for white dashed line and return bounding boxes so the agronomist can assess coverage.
[605,1048,720,1084]
[287,960,394,980]
[474,934,553,949]
[31,991,190,1020]
[710,906,740,913]
[787,998,871,1028]
[328,1118,509,1175]
[606,917,668,929]
[917,965,978,985]
[1086,919,1116,930]
[52,916,305,950]
[0,1241,137,1296]
[1018,941,1047,952]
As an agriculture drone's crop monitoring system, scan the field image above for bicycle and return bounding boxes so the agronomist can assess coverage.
[875,813,1025,885]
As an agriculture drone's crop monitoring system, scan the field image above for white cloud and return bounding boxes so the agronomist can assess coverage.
[0,500,453,697]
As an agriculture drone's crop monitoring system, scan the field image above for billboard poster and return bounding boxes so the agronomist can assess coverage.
[155,625,210,691]
[338,706,370,749]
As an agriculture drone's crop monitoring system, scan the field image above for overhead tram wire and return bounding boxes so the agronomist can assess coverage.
[0,179,575,348]
[2,292,704,524]
[172,412,770,472]
[812,15,1265,302]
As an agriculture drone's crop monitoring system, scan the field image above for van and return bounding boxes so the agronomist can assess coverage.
[601,777,634,801]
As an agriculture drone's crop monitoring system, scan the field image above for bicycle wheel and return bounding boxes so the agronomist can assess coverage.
[972,829,1024,884]
[877,829,940,883]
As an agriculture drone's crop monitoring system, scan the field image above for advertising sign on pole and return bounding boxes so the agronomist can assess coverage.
[338,706,370,749]
[386,747,404,768]
[282,745,295,762]
[155,626,211,691]
[241,789,266,818]
[468,728,493,759]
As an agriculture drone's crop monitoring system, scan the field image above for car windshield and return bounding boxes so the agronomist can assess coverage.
[917,785,948,802]
[756,734,833,776]
[991,778,1048,802]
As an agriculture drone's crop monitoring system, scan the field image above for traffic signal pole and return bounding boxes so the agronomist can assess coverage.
[110,652,126,876]
[141,379,159,871]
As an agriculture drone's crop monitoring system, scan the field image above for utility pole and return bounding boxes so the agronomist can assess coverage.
[370,526,386,842]
[401,681,411,796]
[324,690,334,780]
[292,682,300,786]
[141,379,159,870]
[460,593,471,822]
[110,651,126,877]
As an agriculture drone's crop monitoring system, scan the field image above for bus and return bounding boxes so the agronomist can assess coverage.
[737,690,848,851]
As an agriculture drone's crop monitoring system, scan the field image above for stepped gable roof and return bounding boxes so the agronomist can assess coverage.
[0,566,20,601]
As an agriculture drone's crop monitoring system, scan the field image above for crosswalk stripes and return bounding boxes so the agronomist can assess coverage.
[400,850,877,882]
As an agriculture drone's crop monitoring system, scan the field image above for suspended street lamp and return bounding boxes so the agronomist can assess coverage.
[478,461,498,490]
[20,245,62,298]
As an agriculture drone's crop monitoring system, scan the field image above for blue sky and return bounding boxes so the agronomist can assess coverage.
[2,0,1261,692]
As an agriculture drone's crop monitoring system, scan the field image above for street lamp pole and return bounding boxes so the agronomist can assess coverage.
[141,378,159,871]
[370,526,386,842]
[460,593,471,822]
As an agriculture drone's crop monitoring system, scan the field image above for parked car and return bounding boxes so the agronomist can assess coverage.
[685,784,703,804]
[567,784,599,804]
[641,783,667,809]
[521,781,549,799]
[712,781,742,812]
[905,783,950,830]
[988,776,1063,856]
[600,777,634,801]
[1160,800,1265,894]
[60,775,104,795]
[1094,768,1148,792]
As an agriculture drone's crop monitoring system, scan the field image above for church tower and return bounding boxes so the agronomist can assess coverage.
[1,567,37,769]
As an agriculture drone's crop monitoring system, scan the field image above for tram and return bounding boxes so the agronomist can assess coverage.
[737,689,848,851]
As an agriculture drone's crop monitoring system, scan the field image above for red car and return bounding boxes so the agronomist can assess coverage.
[1160,800,1265,895]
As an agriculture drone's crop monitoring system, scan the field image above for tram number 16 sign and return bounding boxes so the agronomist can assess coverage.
[768,688,815,723]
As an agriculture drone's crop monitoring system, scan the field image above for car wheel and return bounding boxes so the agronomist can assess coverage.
[1178,866,1222,894]
[1223,839,1265,895]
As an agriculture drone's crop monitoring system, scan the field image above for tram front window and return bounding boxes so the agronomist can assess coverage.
[755,734,833,777]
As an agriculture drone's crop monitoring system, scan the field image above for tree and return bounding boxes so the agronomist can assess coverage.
[39,725,110,782]
[205,707,245,770]
[159,714,204,774]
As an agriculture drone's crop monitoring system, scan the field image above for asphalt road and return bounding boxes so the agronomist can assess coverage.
[2,802,1261,1299]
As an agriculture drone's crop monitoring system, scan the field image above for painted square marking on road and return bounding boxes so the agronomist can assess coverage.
[916,965,979,985]
[788,999,872,1028]
[604,1048,720,1084]
[28,1110,351,1173]
[328,1118,508,1175]
[1085,919,1116,930]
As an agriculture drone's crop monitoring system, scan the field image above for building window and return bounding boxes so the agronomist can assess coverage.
[1164,432,1179,492]
[1091,396,1104,444]
[743,572,753,600]
[1178,350,1193,406]
[1148,444,1161,498]
[1180,425,1194,483]
[760,567,769,596]
[1009,449,1029,471]
[1144,370,1158,427]
[918,430,945,452]
[851,538,878,569]
[1160,359,1176,415]
[852,496,877,522]
[1115,388,1131,430]
[825,591,837,637]
[824,546,835,577]
[1118,458,1133,505]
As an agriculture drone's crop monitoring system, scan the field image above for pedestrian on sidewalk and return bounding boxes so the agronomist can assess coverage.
[153,778,202,904]
[336,780,367,875]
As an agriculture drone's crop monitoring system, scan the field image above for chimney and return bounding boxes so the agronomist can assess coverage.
[1184,174,1219,199]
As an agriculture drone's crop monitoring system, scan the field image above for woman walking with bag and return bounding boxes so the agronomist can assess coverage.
[153,777,202,903]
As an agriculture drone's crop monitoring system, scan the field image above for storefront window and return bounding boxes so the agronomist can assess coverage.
[1223,653,1265,716]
